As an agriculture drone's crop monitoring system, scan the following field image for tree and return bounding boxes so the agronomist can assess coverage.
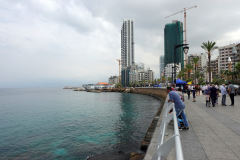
[167,77,171,82]
[162,76,166,83]
[235,62,240,81]
[177,70,185,79]
[185,63,193,80]
[201,41,218,84]
[192,57,200,85]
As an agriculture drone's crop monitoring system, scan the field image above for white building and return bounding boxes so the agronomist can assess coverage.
[121,19,134,68]
[121,19,135,87]
[218,43,239,72]
[108,76,119,85]
[164,63,181,81]
[160,55,164,77]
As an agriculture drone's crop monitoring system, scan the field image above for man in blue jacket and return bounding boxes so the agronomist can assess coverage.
[166,87,189,130]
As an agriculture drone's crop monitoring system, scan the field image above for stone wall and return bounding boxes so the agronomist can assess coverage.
[130,88,167,100]
[130,88,167,151]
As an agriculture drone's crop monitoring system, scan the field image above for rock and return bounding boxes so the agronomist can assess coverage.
[129,152,144,160]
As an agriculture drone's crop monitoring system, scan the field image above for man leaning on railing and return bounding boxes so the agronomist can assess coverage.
[166,87,189,130]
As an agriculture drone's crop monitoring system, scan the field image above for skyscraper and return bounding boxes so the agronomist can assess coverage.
[121,19,135,86]
[164,20,184,69]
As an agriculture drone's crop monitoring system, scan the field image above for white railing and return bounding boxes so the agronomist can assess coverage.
[152,102,184,160]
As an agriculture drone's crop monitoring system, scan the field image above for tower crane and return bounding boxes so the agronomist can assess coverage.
[165,5,197,65]
[116,59,121,84]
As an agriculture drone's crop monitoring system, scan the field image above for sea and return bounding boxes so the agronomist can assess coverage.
[0,88,161,160]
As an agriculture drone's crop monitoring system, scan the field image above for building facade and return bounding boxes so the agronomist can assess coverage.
[218,44,239,72]
[121,19,135,87]
[164,20,184,69]
[160,55,164,77]
[108,76,119,85]
[164,63,181,82]
[211,58,219,79]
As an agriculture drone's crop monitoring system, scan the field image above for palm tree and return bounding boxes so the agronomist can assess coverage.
[235,62,240,80]
[162,76,166,83]
[177,70,185,79]
[192,57,200,85]
[220,70,226,80]
[185,63,193,80]
[201,41,218,84]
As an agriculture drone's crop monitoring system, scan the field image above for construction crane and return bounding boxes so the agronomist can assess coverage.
[116,59,121,84]
[165,5,197,65]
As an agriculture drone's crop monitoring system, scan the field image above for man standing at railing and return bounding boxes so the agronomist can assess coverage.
[166,87,189,130]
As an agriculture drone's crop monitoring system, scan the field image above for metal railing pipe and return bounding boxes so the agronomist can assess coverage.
[152,102,184,160]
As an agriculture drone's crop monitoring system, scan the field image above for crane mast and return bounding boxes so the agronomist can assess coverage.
[165,5,197,65]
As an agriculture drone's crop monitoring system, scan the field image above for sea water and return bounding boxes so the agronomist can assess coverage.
[0,88,161,160]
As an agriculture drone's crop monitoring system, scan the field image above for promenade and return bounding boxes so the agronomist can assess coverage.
[145,93,240,160]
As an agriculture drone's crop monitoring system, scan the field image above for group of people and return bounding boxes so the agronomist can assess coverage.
[166,81,237,131]
[202,81,236,107]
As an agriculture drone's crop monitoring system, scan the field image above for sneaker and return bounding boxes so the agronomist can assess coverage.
[183,127,190,130]
[229,104,234,106]
[178,127,183,130]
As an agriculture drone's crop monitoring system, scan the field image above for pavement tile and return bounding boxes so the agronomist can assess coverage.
[144,94,240,160]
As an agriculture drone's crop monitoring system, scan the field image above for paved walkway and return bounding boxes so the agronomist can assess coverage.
[145,94,240,160]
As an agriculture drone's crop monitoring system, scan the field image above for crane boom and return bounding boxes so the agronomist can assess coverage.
[165,5,197,18]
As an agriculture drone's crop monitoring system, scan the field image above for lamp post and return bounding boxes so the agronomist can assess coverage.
[232,46,237,80]
[173,44,189,83]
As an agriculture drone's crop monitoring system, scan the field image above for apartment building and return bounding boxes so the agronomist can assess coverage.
[164,63,181,81]
[211,57,219,78]
[218,44,239,72]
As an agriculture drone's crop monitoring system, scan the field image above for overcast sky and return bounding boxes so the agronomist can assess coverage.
[1,0,240,88]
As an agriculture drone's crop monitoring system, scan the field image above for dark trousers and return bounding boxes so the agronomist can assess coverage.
[222,95,226,105]
[211,96,216,106]
[187,91,190,99]
[230,93,235,105]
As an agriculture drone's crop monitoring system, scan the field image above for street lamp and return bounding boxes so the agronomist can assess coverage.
[173,44,189,83]
[232,46,237,80]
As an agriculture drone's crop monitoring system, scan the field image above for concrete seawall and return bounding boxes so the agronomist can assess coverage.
[130,88,167,152]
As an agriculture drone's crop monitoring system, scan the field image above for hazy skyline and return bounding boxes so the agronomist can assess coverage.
[1,0,240,88]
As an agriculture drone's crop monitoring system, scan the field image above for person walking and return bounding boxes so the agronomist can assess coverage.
[228,81,235,106]
[209,84,218,107]
[220,84,227,106]
[187,85,191,100]
[166,87,189,130]
[191,84,196,102]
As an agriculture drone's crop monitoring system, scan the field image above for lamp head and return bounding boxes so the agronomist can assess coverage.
[183,46,189,54]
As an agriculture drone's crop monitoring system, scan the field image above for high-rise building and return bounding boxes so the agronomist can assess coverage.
[164,20,184,69]
[121,19,134,68]
[160,55,164,77]
[121,19,135,87]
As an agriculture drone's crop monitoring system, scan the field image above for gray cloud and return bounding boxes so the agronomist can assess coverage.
[1,0,240,87]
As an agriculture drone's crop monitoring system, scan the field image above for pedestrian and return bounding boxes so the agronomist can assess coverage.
[166,87,189,130]
[198,85,201,96]
[220,84,227,106]
[187,85,191,100]
[209,84,218,107]
[176,88,184,102]
[228,81,235,106]
[191,84,196,102]
[215,85,219,104]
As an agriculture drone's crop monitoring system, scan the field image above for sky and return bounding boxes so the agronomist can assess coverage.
[1,0,240,88]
